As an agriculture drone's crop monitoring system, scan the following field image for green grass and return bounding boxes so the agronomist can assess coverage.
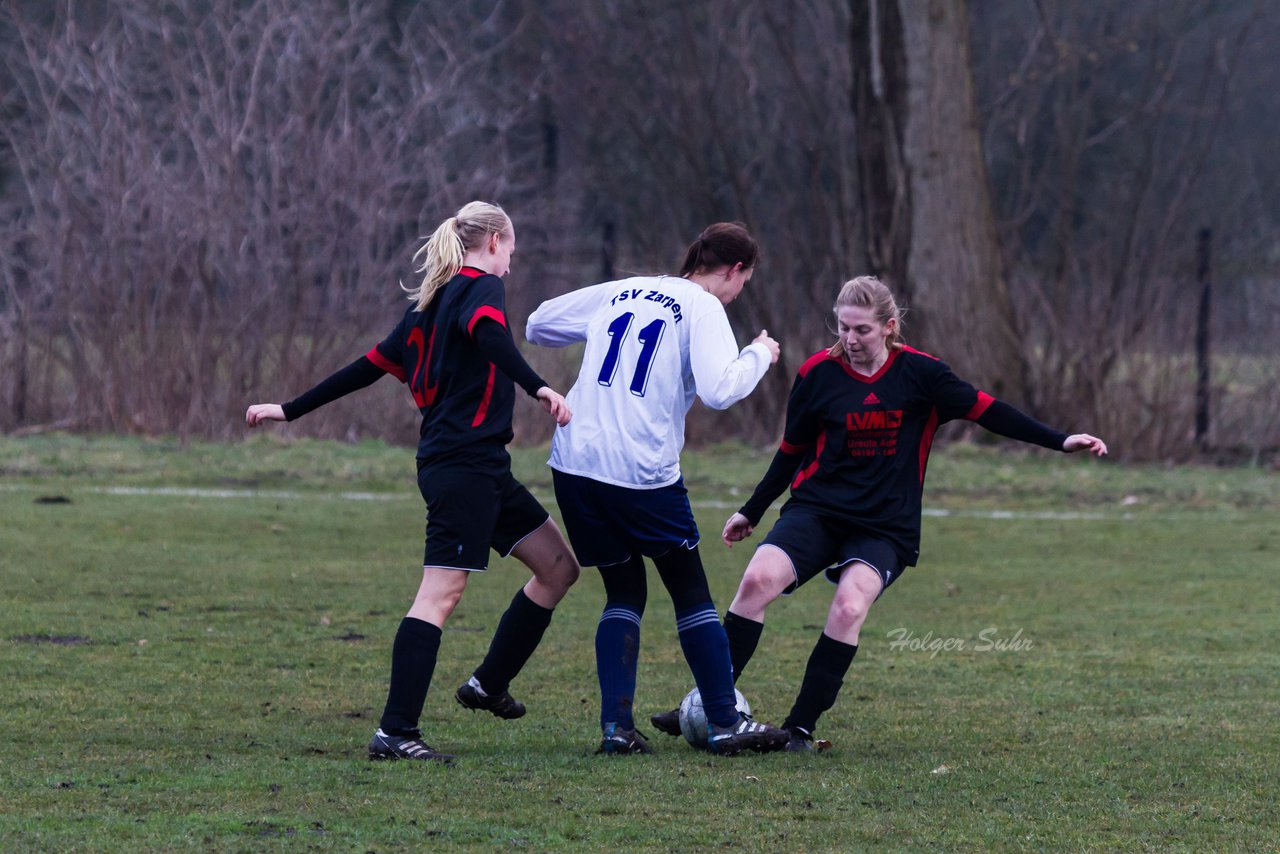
[2,435,1278,851]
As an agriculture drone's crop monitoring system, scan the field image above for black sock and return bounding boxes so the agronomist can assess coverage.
[724,610,764,682]
[379,617,442,736]
[782,633,858,734]
[472,588,554,695]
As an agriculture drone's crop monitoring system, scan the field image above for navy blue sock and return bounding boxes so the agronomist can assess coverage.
[379,617,442,736]
[596,604,643,729]
[595,556,647,730]
[724,610,764,682]
[783,633,858,734]
[675,604,737,728]
[472,587,553,695]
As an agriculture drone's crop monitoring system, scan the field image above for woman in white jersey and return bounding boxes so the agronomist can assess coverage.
[525,222,789,755]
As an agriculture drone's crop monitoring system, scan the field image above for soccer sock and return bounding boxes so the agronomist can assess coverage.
[379,617,442,736]
[595,556,647,730]
[724,610,764,682]
[472,587,554,696]
[675,604,738,728]
[653,546,737,727]
[596,604,643,729]
[782,632,858,734]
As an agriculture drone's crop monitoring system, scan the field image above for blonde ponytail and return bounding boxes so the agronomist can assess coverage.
[403,201,512,311]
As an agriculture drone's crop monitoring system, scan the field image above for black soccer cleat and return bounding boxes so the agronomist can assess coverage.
[707,714,789,756]
[649,706,682,737]
[784,725,815,752]
[455,681,527,720]
[595,723,655,755]
[368,728,455,764]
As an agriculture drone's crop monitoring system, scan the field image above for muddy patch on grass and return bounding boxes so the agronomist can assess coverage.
[11,634,90,645]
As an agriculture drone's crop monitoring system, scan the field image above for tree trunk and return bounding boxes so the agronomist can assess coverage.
[854,0,1027,400]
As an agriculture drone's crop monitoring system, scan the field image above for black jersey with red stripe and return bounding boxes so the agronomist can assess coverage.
[366,267,519,465]
[761,346,997,566]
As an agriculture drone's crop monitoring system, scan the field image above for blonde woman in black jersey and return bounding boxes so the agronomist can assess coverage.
[649,276,1106,750]
[247,201,580,763]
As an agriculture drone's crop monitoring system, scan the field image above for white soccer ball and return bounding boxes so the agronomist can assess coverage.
[678,687,751,749]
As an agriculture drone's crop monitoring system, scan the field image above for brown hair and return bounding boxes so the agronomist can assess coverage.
[827,275,905,357]
[677,222,759,277]
[403,201,511,311]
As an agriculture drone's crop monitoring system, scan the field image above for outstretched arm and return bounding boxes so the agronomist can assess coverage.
[973,398,1106,455]
[525,282,615,347]
[246,356,386,427]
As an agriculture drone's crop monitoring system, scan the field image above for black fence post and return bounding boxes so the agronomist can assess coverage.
[1195,228,1212,451]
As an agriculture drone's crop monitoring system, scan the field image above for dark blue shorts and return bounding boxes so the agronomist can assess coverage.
[759,507,904,595]
[551,469,699,567]
[417,462,549,571]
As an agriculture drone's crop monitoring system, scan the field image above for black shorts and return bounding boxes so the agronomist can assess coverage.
[551,469,699,567]
[417,462,549,571]
[759,507,904,595]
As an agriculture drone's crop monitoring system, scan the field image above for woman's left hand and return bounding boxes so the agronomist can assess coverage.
[536,387,572,426]
[1063,433,1108,456]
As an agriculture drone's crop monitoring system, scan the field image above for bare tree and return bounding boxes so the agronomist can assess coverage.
[852,0,1027,402]
[973,0,1263,455]
[0,0,553,440]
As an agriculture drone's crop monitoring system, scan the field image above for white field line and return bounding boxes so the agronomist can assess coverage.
[2,482,1133,521]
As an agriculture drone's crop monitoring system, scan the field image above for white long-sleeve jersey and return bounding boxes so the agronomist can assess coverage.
[526,275,771,488]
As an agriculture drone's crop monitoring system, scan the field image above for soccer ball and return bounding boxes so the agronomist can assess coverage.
[678,687,751,749]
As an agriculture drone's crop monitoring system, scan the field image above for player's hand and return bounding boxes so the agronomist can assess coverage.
[752,330,781,364]
[722,512,755,547]
[536,387,572,426]
[1063,433,1107,456]
[245,403,286,427]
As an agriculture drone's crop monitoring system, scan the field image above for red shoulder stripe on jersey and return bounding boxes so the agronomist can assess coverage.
[471,364,497,427]
[467,306,508,337]
[779,438,810,455]
[365,346,406,382]
[458,266,485,279]
[790,432,827,490]
[899,344,940,361]
[797,350,832,379]
[918,407,940,485]
[964,391,995,421]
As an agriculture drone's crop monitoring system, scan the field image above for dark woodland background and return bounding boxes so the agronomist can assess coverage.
[1,1,1275,460]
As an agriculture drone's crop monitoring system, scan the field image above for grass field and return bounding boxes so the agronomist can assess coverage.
[2,434,1278,852]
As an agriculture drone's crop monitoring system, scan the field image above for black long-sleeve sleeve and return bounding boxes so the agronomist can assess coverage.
[974,399,1067,451]
[739,446,806,526]
[472,318,547,398]
[281,356,386,421]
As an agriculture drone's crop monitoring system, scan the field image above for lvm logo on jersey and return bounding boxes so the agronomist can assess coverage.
[845,409,903,458]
